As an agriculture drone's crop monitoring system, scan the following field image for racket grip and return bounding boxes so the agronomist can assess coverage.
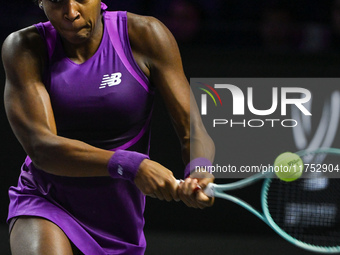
[176,179,215,197]
[203,183,215,197]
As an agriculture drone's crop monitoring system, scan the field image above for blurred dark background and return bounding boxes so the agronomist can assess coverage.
[1,0,340,254]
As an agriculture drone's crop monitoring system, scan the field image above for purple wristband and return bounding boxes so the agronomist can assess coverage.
[108,150,149,182]
[184,157,212,178]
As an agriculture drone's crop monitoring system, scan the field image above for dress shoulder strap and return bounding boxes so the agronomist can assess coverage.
[34,21,57,60]
[104,11,152,94]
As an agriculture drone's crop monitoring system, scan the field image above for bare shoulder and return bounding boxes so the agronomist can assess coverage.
[2,26,46,65]
[126,12,182,76]
[126,12,166,38]
[126,12,178,58]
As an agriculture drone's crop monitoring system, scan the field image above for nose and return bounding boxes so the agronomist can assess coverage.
[63,0,80,22]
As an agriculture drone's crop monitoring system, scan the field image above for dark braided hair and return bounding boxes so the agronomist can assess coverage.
[32,0,39,5]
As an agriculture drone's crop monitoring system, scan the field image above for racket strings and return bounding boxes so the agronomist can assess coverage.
[266,178,340,247]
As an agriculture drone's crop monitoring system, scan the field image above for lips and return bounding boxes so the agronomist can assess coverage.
[63,25,86,32]
[61,21,89,31]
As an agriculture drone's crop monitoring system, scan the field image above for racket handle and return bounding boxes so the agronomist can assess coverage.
[176,179,215,197]
[176,179,201,191]
[203,183,215,197]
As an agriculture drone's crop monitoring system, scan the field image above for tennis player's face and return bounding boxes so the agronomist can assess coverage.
[42,0,102,44]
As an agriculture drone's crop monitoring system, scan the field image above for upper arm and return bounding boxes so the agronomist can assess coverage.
[128,14,192,139]
[127,14,214,162]
[2,27,57,157]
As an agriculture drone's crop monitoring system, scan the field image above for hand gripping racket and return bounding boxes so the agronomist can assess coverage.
[183,148,340,253]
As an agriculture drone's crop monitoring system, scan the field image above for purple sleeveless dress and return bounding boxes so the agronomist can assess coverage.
[7,6,154,255]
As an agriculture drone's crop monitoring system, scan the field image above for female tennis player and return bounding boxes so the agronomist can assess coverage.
[2,0,215,254]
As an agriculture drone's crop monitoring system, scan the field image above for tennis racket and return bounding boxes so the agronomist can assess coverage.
[181,147,340,253]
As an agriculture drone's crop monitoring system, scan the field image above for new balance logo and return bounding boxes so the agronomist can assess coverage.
[99,72,122,89]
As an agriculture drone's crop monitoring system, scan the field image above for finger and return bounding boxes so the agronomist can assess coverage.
[187,184,206,209]
[195,190,214,208]
[160,186,173,202]
[196,177,214,190]
[147,194,157,198]
[185,178,202,193]
[178,179,195,207]
[190,179,200,194]
[154,189,164,201]
[182,178,196,197]
[172,180,181,202]
[179,178,200,208]
[185,178,213,208]
[156,177,178,202]
[168,177,180,201]
[180,193,199,208]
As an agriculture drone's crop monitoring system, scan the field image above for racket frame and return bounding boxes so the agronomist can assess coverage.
[202,147,340,253]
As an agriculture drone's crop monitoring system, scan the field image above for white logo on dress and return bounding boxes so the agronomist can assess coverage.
[117,165,124,176]
[99,72,122,89]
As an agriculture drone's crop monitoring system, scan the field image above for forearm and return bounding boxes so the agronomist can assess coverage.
[4,83,113,177]
[180,122,215,177]
[28,134,113,177]
[185,126,215,163]
[180,97,215,166]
